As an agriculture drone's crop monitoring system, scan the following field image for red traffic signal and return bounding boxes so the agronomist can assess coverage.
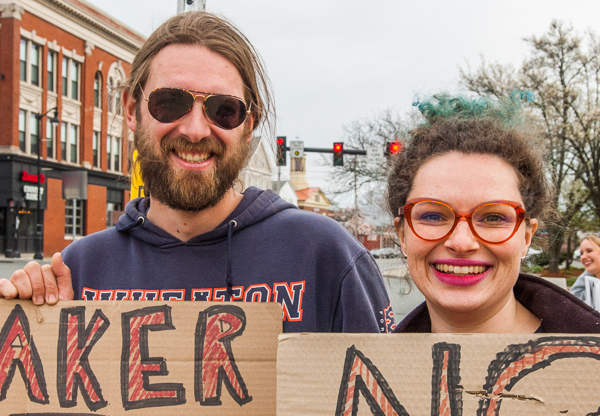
[277,136,287,166]
[385,140,402,156]
[333,142,343,166]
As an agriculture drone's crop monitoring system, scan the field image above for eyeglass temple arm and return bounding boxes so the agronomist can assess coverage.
[139,85,149,102]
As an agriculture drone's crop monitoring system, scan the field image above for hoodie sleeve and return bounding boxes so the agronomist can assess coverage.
[332,250,396,333]
[570,271,591,304]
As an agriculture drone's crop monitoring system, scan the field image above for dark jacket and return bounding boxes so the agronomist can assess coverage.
[394,273,600,333]
[64,187,394,333]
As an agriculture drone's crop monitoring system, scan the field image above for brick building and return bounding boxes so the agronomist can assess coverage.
[0,0,145,256]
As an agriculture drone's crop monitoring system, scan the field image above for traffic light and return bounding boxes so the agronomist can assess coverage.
[277,136,287,166]
[333,142,344,166]
[385,140,402,157]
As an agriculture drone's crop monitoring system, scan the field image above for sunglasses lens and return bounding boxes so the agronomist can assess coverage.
[205,95,247,129]
[148,89,194,123]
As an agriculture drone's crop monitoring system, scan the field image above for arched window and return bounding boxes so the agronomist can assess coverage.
[94,71,102,108]
[108,77,114,112]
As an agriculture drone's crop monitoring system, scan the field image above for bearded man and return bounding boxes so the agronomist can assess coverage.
[1,12,394,333]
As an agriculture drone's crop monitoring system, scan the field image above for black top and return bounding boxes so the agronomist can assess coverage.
[394,273,600,333]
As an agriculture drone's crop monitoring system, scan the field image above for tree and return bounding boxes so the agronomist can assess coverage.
[460,20,600,273]
[332,207,373,237]
[323,109,415,207]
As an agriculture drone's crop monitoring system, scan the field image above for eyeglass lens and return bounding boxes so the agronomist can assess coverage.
[410,201,519,242]
[147,88,247,129]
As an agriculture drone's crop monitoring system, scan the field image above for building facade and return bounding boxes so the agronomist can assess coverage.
[0,0,144,256]
[240,135,276,191]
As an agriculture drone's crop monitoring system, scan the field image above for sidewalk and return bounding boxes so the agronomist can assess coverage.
[0,254,51,278]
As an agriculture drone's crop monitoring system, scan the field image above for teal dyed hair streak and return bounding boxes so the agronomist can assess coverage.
[412,89,535,128]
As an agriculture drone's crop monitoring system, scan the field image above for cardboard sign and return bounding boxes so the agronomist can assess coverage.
[277,333,600,415]
[0,300,281,415]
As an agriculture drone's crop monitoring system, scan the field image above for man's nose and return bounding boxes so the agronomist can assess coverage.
[444,219,480,253]
[175,99,212,141]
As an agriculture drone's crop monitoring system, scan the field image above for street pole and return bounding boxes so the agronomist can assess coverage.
[33,107,59,260]
[177,0,206,13]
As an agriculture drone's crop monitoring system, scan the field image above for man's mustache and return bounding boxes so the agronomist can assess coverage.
[159,136,226,158]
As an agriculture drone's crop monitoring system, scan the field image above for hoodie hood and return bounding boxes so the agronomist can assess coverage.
[116,187,296,248]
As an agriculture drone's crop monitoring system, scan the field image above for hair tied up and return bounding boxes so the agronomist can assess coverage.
[510,89,535,103]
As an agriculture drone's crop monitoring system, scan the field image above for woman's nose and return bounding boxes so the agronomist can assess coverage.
[444,219,480,253]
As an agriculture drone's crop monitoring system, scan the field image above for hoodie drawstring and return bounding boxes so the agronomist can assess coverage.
[120,216,145,232]
[226,220,237,297]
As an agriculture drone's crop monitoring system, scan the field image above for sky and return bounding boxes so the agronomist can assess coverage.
[85,0,600,207]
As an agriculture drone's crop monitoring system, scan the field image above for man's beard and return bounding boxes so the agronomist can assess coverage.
[135,123,251,212]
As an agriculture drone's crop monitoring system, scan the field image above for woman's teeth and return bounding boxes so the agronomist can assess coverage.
[434,264,487,275]
[177,151,210,163]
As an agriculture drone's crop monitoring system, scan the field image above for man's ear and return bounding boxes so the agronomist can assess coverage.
[394,217,407,254]
[124,89,138,131]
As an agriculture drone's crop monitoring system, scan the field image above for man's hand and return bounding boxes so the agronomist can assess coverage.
[0,253,74,304]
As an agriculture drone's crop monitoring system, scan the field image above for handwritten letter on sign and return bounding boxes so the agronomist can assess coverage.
[0,300,280,415]
[277,333,600,416]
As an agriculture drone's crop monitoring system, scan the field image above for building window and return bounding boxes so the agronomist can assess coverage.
[113,136,120,171]
[93,131,100,168]
[107,77,114,112]
[62,57,68,96]
[47,51,56,92]
[106,188,123,228]
[65,199,84,237]
[19,39,42,86]
[94,72,102,108]
[19,39,27,82]
[60,122,67,161]
[115,89,122,115]
[30,43,40,86]
[30,114,39,155]
[46,118,55,159]
[70,60,80,100]
[106,135,112,170]
[19,110,26,152]
[315,194,320,202]
[70,124,78,163]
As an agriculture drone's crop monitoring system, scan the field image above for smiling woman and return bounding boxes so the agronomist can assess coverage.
[388,92,600,334]
[570,235,600,306]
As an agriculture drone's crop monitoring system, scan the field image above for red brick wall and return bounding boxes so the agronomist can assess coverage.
[0,16,19,147]
[44,178,68,255]
[86,184,106,235]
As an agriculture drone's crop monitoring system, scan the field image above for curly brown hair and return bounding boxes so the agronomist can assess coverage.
[387,116,550,220]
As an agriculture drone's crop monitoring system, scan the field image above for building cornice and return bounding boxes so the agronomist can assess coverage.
[0,0,145,59]
[0,2,24,18]
[45,0,145,50]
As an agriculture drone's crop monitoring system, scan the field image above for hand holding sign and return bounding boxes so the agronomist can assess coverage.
[0,252,73,304]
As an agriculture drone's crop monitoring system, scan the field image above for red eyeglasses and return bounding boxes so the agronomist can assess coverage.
[141,87,251,130]
[399,199,530,244]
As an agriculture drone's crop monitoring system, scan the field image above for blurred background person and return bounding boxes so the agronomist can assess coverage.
[569,235,600,307]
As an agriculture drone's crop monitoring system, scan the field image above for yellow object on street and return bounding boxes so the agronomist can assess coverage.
[130,150,145,198]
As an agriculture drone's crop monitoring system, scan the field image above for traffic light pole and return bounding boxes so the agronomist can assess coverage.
[286,147,367,155]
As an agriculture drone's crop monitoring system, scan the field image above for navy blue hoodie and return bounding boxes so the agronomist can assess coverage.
[64,187,395,333]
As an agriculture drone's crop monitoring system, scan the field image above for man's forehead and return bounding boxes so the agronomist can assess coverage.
[145,44,245,95]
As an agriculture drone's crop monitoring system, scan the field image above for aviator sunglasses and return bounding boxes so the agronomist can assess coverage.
[140,87,251,129]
